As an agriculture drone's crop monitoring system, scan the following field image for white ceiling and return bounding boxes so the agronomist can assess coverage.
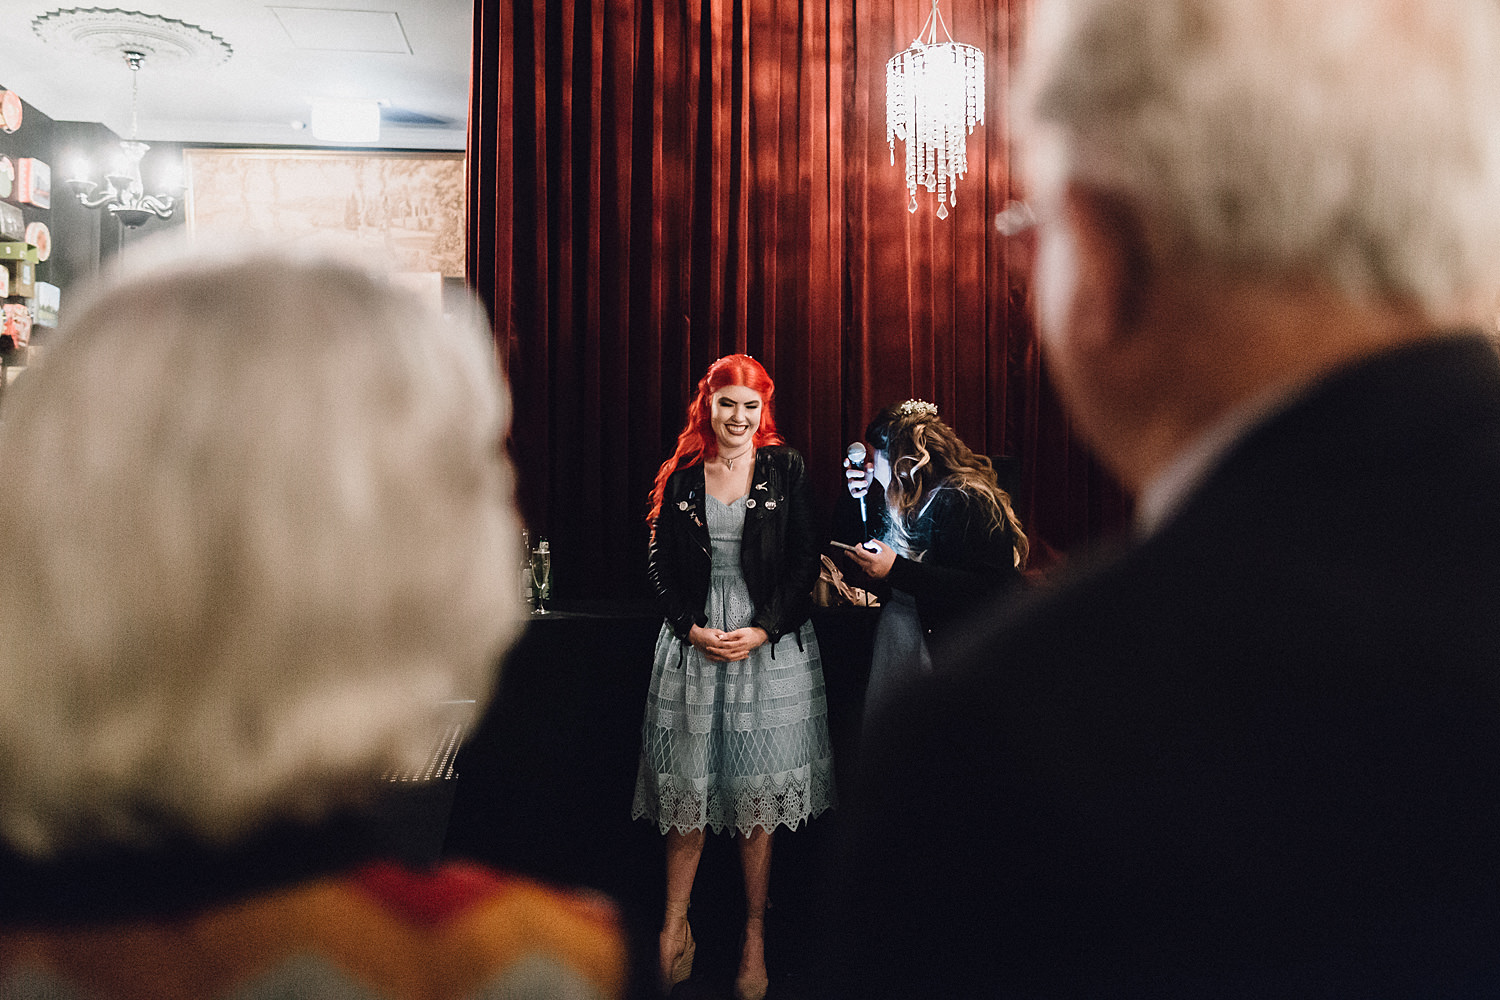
[0,2,472,150]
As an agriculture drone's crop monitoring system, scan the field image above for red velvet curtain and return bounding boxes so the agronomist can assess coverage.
[469,0,1128,601]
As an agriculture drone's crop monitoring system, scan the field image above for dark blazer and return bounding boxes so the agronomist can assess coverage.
[834,483,1024,644]
[828,334,1500,998]
[883,486,1024,643]
[648,445,820,645]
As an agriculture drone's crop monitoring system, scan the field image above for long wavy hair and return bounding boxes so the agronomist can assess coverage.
[648,354,784,527]
[868,402,1029,568]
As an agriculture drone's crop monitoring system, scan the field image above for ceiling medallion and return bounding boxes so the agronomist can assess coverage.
[32,8,233,68]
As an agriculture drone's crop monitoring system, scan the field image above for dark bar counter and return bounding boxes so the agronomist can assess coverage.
[443,600,878,999]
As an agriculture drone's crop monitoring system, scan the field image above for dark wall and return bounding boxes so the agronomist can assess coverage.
[0,86,61,340]
[0,87,186,335]
[49,121,110,292]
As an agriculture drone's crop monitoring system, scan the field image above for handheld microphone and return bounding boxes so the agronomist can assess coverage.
[846,441,868,529]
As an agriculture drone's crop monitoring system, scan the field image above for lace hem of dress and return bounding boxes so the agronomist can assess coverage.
[631,759,836,837]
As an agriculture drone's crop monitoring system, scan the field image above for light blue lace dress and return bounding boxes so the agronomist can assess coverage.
[632,493,836,835]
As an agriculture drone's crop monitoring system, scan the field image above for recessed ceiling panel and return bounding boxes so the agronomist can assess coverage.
[270,7,411,54]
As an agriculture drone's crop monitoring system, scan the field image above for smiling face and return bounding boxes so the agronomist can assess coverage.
[709,384,763,455]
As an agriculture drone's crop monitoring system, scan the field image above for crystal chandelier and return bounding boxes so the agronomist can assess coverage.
[64,50,178,229]
[886,0,985,219]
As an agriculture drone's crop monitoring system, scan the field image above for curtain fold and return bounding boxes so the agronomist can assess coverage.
[470,0,1128,600]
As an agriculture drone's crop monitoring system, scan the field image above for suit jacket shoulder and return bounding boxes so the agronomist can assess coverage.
[833,333,1500,999]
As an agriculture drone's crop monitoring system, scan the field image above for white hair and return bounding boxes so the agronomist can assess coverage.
[0,236,523,856]
[1017,0,1500,314]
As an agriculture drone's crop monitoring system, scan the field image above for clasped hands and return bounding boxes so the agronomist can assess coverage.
[689,623,769,662]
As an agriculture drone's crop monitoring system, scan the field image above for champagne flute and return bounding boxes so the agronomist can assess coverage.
[530,541,552,614]
[519,528,533,606]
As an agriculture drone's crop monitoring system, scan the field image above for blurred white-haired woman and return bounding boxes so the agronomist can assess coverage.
[0,238,625,999]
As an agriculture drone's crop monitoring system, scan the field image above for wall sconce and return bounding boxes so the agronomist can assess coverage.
[64,50,181,229]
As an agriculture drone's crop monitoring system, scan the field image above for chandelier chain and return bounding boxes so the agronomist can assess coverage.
[917,0,955,46]
[128,55,139,140]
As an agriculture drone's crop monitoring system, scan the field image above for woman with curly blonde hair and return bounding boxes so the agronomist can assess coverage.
[841,400,1028,723]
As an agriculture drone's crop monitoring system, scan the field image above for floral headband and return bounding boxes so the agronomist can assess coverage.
[897,398,938,418]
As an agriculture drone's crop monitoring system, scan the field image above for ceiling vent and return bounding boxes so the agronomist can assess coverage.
[381,106,451,128]
[270,7,411,54]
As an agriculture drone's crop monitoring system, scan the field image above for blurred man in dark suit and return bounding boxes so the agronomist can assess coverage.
[831,1,1500,996]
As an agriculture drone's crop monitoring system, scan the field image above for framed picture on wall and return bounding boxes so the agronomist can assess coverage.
[182,149,466,278]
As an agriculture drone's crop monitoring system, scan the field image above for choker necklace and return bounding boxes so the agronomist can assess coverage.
[721,447,753,471]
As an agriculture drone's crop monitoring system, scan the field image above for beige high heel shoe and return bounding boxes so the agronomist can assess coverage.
[659,900,696,993]
[734,912,769,1000]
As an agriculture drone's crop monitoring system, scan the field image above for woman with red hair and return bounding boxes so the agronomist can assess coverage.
[632,354,833,999]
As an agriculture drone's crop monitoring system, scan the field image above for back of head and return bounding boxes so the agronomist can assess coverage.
[867,401,1029,566]
[1018,0,1500,314]
[0,237,522,857]
[867,400,986,498]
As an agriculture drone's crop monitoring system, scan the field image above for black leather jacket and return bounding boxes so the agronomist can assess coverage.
[883,486,1023,644]
[835,483,1023,645]
[648,445,820,646]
